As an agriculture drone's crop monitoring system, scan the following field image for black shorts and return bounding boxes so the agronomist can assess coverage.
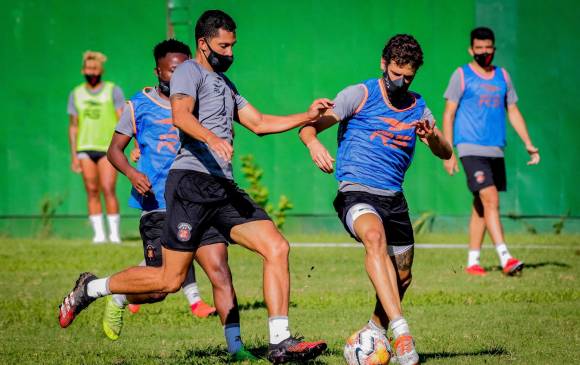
[333,191,414,246]
[460,156,507,194]
[162,169,271,252]
[77,150,107,163]
[140,211,227,266]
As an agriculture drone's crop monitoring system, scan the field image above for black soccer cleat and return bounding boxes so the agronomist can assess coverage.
[267,335,327,364]
[58,272,98,328]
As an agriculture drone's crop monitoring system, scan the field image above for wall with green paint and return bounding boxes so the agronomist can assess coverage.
[1,0,578,237]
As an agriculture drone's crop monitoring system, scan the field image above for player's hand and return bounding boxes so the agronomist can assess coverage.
[127,169,152,195]
[415,119,435,140]
[71,157,81,174]
[526,144,540,165]
[306,98,334,121]
[444,154,459,175]
[307,139,335,173]
[207,133,233,162]
[130,147,141,163]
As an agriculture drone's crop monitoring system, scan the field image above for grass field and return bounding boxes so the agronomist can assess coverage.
[0,234,578,364]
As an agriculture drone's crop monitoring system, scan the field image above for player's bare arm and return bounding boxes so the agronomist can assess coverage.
[299,110,340,173]
[107,132,151,195]
[507,103,540,165]
[68,114,81,174]
[416,120,453,159]
[170,92,233,162]
[237,98,334,136]
[442,100,460,174]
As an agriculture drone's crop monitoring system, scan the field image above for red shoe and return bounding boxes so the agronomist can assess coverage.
[128,304,140,314]
[503,258,524,276]
[465,264,487,276]
[267,336,327,364]
[58,272,97,328]
[190,300,216,318]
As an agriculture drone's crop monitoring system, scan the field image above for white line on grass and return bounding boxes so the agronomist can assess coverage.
[289,243,572,249]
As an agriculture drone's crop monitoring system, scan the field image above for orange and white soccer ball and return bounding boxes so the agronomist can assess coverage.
[344,326,392,365]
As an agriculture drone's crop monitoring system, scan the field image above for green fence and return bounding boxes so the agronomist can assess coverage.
[1,0,578,238]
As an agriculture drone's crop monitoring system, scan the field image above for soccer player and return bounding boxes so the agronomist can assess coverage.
[103,39,220,343]
[299,34,452,365]
[442,27,540,276]
[67,51,125,243]
[59,10,329,364]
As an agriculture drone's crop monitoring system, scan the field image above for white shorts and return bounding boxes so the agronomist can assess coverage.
[345,203,413,257]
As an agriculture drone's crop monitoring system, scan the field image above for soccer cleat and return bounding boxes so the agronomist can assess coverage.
[267,336,327,364]
[465,264,487,276]
[109,234,122,244]
[190,300,216,318]
[58,272,98,328]
[128,304,141,314]
[92,236,106,244]
[503,258,524,276]
[393,335,419,365]
[102,296,125,340]
[230,346,259,362]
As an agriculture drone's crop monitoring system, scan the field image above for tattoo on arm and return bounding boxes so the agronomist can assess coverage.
[394,247,414,272]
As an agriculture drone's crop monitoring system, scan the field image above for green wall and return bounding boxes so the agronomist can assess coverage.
[1,0,578,237]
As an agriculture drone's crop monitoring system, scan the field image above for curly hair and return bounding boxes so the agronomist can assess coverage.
[381,34,424,70]
[153,39,191,65]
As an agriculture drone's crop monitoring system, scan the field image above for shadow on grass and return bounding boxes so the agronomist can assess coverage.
[238,300,297,311]
[169,344,336,364]
[483,261,570,272]
[420,345,509,362]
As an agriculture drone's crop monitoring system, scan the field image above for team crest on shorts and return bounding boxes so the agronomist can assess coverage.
[146,244,155,261]
[474,170,485,184]
[177,222,192,242]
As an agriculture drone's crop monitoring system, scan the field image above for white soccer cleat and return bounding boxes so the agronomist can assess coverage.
[92,235,106,244]
[108,234,122,244]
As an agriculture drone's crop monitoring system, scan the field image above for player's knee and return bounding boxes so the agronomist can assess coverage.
[85,185,99,198]
[479,190,499,208]
[162,275,184,293]
[362,230,385,252]
[264,236,290,262]
[101,186,116,198]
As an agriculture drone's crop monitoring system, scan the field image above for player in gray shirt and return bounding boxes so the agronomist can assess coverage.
[58,10,331,364]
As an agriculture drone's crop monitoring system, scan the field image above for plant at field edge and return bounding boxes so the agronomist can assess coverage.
[552,209,571,235]
[412,211,435,235]
[38,193,65,238]
[506,212,538,235]
[240,154,293,230]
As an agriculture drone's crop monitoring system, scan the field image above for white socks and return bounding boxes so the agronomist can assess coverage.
[107,214,121,243]
[467,249,481,267]
[89,214,121,243]
[182,282,201,306]
[87,277,111,298]
[269,316,291,344]
[368,319,386,335]
[389,317,410,339]
[495,243,512,267]
[112,294,128,308]
[89,214,106,243]
[224,323,243,354]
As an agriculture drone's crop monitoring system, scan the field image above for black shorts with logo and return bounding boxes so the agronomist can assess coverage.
[333,191,414,246]
[460,156,507,194]
[140,211,226,266]
[162,169,271,252]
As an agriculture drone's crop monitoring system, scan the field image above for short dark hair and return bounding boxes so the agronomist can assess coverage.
[153,39,191,65]
[471,27,495,45]
[195,10,236,43]
[382,34,424,70]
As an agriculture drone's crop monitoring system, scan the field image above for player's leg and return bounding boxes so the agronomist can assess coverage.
[97,155,121,243]
[466,196,487,275]
[230,220,326,363]
[194,241,257,361]
[79,155,105,243]
[58,247,192,328]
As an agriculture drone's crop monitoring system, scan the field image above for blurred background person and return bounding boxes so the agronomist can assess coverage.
[67,51,125,243]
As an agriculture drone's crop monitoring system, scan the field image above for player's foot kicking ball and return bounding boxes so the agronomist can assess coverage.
[503,257,524,276]
[190,300,216,318]
[128,304,140,313]
[393,334,420,365]
[465,264,487,276]
[231,346,259,362]
[58,272,97,328]
[267,336,327,364]
[102,296,124,340]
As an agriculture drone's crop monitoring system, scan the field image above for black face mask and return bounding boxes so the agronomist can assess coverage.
[383,71,409,97]
[158,78,171,97]
[473,52,494,68]
[203,39,234,73]
[84,74,101,87]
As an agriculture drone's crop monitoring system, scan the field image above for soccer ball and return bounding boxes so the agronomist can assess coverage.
[344,326,392,365]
